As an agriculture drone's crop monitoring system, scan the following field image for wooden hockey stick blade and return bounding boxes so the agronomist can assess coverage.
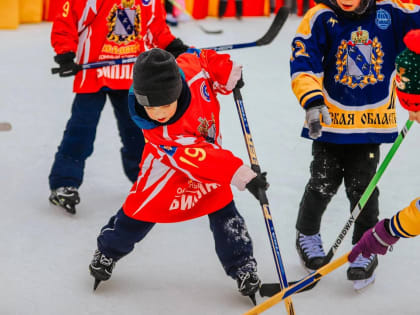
[256,6,289,46]
[244,253,349,315]
[0,122,12,131]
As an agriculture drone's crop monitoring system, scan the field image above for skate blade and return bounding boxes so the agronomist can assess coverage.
[353,274,375,292]
[298,257,316,274]
[49,199,76,214]
[249,294,257,305]
[93,279,101,291]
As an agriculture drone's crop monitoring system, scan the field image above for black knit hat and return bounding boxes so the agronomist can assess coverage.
[133,48,182,107]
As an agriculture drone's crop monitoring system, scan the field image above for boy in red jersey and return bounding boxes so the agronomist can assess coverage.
[89,48,268,303]
[49,0,189,214]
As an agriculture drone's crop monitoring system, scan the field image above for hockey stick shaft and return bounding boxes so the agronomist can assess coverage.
[260,118,414,297]
[244,252,349,315]
[233,88,295,315]
[51,57,137,74]
[203,6,289,50]
[51,7,289,74]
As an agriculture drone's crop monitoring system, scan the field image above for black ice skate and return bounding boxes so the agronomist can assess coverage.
[89,249,115,290]
[49,186,80,214]
[296,231,326,271]
[347,253,378,291]
[236,271,261,305]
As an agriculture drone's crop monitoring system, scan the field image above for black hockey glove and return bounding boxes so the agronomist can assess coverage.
[235,72,245,89]
[305,101,332,139]
[54,52,80,77]
[246,172,269,201]
[165,38,189,58]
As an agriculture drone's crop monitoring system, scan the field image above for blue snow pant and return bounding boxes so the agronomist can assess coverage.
[97,200,257,279]
[49,88,145,189]
[296,142,380,244]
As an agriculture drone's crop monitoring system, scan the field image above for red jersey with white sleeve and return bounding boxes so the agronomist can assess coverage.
[51,0,175,93]
[123,49,245,223]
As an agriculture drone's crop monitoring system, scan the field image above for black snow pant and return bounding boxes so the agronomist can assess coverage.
[49,89,145,190]
[218,0,243,18]
[97,200,257,279]
[296,141,380,244]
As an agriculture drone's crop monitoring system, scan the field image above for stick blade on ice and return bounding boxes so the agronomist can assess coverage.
[256,6,290,46]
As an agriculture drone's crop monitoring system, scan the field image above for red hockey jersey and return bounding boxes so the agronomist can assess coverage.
[123,50,245,223]
[51,0,175,93]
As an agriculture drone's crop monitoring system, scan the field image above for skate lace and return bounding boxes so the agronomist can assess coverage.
[238,272,251,290]
[299,233,325,259]
[100,255,113,267]
[350,254,375,268]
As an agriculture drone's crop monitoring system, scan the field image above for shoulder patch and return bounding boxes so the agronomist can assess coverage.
[375,9,392,30]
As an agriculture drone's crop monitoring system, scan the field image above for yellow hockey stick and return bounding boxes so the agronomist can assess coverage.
[244,252,350,315]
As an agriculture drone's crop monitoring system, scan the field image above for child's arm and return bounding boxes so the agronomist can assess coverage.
[197,49,243,95]
[349,198,420,262]
[158,143,268,200]
[50,0,83,76]
[290,9,332,138]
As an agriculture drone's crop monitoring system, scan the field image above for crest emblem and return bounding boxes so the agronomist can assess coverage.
[375,9,391,30]
[107,0,141,44]
[197,113,216,143]
[200,81,211,102]
[335,27,385,88]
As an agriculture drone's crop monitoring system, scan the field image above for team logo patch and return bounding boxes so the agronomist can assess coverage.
[142,0,152,5]
[106,0,141,44]
[197,113,216,143]
[335,27,385,89]
[375,9,391,30]
[200,81,211,102]
[160,145,177,156]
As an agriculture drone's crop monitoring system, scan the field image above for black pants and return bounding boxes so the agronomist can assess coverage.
[49,89,145,189]
[296,142,380,244]
[164,0,173,14]
[218,0,243,18]
[97,201,257,279]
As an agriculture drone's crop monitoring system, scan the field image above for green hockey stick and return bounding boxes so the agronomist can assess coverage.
[260,119,415,297]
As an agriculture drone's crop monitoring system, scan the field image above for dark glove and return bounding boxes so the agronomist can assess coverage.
[305,103,331,139]
[246,172,269,201]
[54,52,80,77]
[165,38,189,58]
[348,219,399,262]
[235,72,244,89]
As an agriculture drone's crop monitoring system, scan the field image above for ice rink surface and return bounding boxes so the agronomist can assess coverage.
[0,13,419,315]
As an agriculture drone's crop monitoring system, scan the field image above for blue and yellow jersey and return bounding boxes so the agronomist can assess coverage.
[290,0,420,144]
[390,198,420,238]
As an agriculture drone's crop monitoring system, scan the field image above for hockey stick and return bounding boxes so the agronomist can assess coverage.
[0,122,12,131]
[167,0,223,34]
[233,87,295,314]
[260,119,415,297]
[203,6,289,51]
[244,252,349,315]
[51,7,289,74]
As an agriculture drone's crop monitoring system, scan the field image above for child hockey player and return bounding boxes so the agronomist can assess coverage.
[88,48,269,303]
[290,0,420,290]
[49,0,189,214]
[349,29,420,262]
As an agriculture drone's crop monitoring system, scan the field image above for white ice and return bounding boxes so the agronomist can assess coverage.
[0,14,419,315]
